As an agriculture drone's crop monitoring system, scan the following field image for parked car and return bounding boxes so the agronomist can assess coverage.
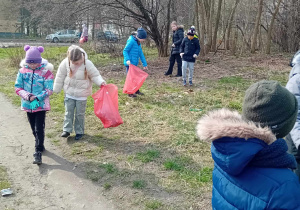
[97,31,119,42]
[46,30,79,43]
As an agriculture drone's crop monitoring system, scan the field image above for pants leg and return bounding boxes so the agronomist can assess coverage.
[166,54,176,74]
[27,112,37,139]
[63,97,76,133]
[175,54,182,76]
[126,66,129,73]
[285,134,300,180]
[74,100,87,135]
[188,62,195,82]
[27,111,46,152]
[182,61,188,82]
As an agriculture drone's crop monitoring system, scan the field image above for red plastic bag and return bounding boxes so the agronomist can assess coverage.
[79,37,85,44]
[92,84,123,128]
[123,64,148,94]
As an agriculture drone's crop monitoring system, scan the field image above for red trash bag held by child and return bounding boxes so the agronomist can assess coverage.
[123,64,148,94]
[92,84,123,128]
[79,37,85,44]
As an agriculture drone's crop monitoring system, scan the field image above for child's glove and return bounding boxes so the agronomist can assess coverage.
[172,43,175,47]
[180,53,184,58]
[193,54,198,58]
[30,99,39,110]
[126,60,131,65]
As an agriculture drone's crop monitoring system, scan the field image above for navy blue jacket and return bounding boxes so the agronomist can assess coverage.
[180,37,200,62]
[197,109,300,210]
[171,27,184,55]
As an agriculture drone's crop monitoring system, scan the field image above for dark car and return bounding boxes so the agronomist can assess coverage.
[97,31,118,42]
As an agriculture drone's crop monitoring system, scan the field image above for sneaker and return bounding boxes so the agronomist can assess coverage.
[189,81,193,86]
[183,80,187,86]
[33,152,42,165]
[135,90,144,95]
[164,72,171,76]
[75,134,84,140]
[61,131,70,138]
[128,94,137,98]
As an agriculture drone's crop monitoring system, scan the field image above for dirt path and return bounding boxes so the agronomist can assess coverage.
[0,93,115,210]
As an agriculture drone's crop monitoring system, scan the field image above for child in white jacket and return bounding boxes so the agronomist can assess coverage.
[53,45,105,140]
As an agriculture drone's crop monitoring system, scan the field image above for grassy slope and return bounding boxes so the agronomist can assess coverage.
[0,45,291,210]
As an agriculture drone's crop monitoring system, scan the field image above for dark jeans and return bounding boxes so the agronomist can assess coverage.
[166,53,182,76]
[285,134,300,180]
[27,111,46,152]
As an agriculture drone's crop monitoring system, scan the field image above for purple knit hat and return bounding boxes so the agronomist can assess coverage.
[24,45,44,63]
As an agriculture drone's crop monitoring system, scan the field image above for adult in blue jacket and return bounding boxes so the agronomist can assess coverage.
[286,63,300,179]
[197,80,300,210]
[123,27,148,97]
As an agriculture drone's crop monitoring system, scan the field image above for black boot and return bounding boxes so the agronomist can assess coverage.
[61,131,70,138]
[33,152,42,165]
[135,90,144,95]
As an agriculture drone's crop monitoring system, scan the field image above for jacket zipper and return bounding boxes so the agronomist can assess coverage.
[30,70,34,113]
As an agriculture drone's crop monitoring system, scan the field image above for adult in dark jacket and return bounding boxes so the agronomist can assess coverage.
[286,63,300,179]
[180,27,200,86]
[197,80,300,210]
[164,21,184,77]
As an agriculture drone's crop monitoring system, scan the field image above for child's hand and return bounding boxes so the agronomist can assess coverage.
[30,95,37,102]
[126,60,131,65]
[143,66,148,71]
[172,43,175,47]
[100,81,106,87]
[180,53,184,58]
[193,54,198,58]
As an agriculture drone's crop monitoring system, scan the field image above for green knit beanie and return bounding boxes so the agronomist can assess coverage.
[242,80,298,138]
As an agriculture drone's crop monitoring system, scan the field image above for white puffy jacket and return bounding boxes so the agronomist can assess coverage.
[53,55,105,98]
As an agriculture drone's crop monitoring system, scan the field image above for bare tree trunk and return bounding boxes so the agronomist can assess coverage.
[266,0,283,54]
[226,0,240,50]
[212,0,223,52]
[251,0,264,53]
[198,0,206,56]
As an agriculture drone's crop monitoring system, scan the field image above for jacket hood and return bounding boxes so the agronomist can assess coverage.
[177,27,184,31]
[197,109,277,175]
[20,58,54,71]
[289,63,300,79]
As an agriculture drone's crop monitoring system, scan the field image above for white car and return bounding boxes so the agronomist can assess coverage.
[46,30,79,43]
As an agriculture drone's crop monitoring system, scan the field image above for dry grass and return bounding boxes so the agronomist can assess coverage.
[0,47,292,209]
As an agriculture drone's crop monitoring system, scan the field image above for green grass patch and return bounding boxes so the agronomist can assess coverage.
[0,166,11,190]
[99,163,117,174]
[145,200,163,209]
[136,149,160,163]
[132,180,147,189]
[103,183,112,190]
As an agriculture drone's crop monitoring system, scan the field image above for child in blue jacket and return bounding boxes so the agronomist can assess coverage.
[197,80,300,209]
[123,27,148,97]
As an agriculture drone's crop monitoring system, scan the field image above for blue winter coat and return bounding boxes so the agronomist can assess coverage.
[180,36,200,62]
[123,35,147,67]
[197,109,300,210]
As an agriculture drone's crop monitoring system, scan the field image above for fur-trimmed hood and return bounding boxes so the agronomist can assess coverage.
[19,58,54,71]
[197,108,276,144]
[196,109,282,176]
